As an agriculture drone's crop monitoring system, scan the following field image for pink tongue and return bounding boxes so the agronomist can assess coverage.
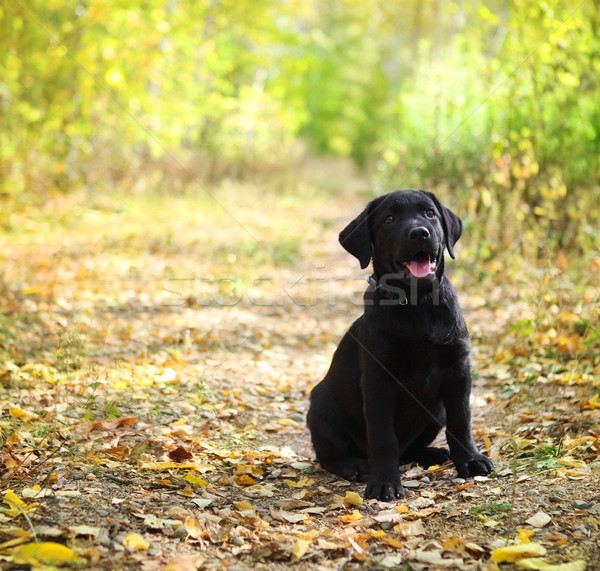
[405,256,431,278]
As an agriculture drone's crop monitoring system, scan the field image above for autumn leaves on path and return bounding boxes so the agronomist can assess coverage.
[1,188,599,569]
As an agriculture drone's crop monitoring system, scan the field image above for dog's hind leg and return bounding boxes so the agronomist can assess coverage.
[399,410,450,468]
[307,383,369,482]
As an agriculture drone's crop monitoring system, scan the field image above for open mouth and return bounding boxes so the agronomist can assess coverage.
[401,252,436,278]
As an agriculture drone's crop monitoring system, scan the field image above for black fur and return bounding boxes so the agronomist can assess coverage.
[307,189,493,501]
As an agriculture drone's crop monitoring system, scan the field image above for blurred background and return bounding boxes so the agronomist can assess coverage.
[1,0,599,259]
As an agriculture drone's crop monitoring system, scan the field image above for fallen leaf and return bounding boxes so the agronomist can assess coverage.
[68,525,101,538]
[183,472,207,487]
[191,498,212,509]
[21,486,52,499]
[373,508,403,523]
[381,536,403,548]
[283,476,315,488]
[234,474,255,485]
[491,543,547,562]
[3,490,25,508]
[393,520,426,538]
[2,490,33,518]
[464,541,485,554]
[413,550,464,566]
[9,406,38,422]
[330,494,346,510]
[525,511,552,528]
[139,461,196,470]
[169,446,194,462]
[114,416,138,427]
[184,516,204,539]
[338,510,362,524]
[515,559,587,570]
[142,514,164,530]
[367,529,387,538]
[291,538,311,562]
[344,491,363,507]
[233,464,264,476]
[177,485,197,497]
[0,534,31,550]
[271,509,309,524]
[233,500,256,518]
[103,445,131,458]
[9,542,76,565]
[122,533,150,551]
[408,497,435,510]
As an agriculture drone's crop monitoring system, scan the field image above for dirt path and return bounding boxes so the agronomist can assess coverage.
[1,187,599,570]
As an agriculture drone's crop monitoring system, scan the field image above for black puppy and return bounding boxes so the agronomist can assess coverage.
[307,189,493,501]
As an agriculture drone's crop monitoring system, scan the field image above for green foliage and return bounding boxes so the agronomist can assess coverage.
[1,0,598,255]
[468,502,512,516]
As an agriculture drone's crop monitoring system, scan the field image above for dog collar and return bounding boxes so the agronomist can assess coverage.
[368,275,408,305]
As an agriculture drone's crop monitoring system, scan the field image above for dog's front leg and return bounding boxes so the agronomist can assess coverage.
[443,361,494,478]
[362,374,404,501]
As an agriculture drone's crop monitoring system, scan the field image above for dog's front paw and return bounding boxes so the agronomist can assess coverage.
[365,480,405,501]
[454,453,494,478]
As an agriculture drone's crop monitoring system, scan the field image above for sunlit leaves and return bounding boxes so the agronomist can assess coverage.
[7,542,78,566]
[122,533,150,551]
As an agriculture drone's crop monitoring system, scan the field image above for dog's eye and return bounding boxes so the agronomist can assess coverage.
[425,209,436,219]
[384,215,394,224]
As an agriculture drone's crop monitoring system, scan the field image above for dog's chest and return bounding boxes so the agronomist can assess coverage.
[388,341,447,372]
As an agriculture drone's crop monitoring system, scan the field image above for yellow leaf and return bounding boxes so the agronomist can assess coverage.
[3,490,25,507]
[10,542,76,565]
[338,510,362,524]
[233,465,264,477]
[283,477,315,488]
[0,534,30,550]
[344,491,363,507]
[291,538,311,562]
[235,474,255,486]
[491,543,547,562]
[183,472,207,487]
[381,536,403,548]
[297,476,315,487]
[586,394,600,409]
[184,516,203,539]
[367,529,387,538]
[122,533,149,551]
[9,407,38,422]
[21,285,44,296]
[516,558,587,570]
[233,500,255,512]
[394,504,409,514]
[563,436,596,450]
[139,461,196,470]
[2,490,33,518]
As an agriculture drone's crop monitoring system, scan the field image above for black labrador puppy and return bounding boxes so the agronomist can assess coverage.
[307,189,493,501]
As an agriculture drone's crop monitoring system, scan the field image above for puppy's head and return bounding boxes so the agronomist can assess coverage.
[339,189,462,283]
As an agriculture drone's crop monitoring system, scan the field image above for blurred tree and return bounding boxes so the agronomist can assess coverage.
[0,0,598,254]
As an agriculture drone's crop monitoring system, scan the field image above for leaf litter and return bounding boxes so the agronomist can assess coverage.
[0,187,599,569]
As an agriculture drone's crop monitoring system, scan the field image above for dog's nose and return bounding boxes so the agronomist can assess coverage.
[409,226,430,240]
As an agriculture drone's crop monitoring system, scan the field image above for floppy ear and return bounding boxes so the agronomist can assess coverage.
[425,192,463,259]
[339,197,382,269]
